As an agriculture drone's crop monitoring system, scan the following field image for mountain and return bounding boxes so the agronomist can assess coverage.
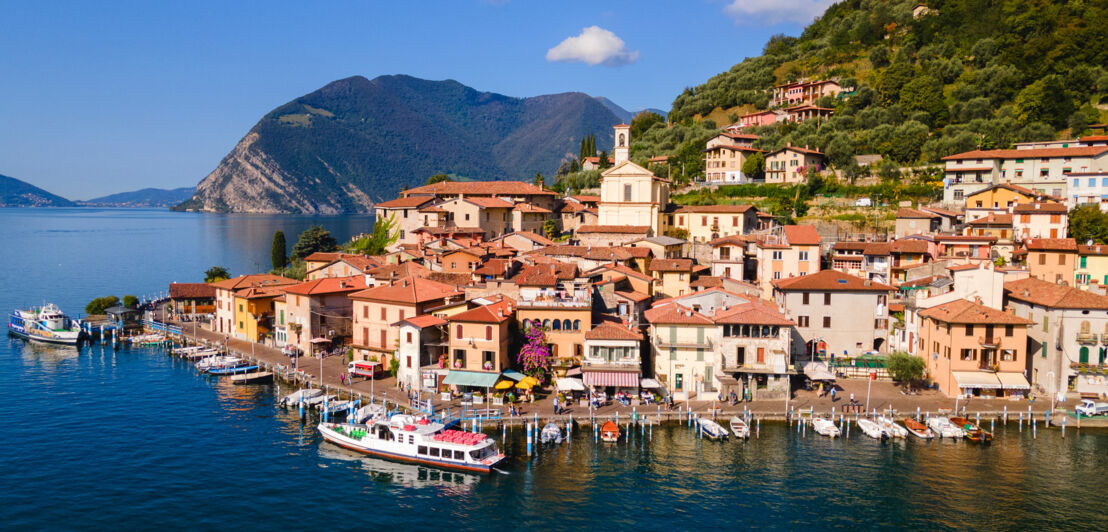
[178,75,624,213]
[661,0,1108,169]
[0,174,74,207]
[82,187,195,208]
[593,96,667,123]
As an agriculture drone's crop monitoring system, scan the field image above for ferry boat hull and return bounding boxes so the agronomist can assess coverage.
[8,305,84,346]
[318,418,505,474]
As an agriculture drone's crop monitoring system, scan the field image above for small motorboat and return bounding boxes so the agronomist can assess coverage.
[903,418,935,439]
[600,420,620,442]
[729,416,751,439]
[281,388,322,406]
[876,416,908,439]
[927,416,965,439]
[540,422,564,444]
[812,416,841,438]
[950,417,992,443]
[699,418,729,440]
[857,418,889,440]
[352,403,387,424]
[321,399,360,417]
[207,364,259,376]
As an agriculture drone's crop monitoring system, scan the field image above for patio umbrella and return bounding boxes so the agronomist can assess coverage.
[495,380,515,390]
[515,378,536,390]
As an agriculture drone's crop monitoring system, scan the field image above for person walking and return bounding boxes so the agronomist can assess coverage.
[830,387,837,402]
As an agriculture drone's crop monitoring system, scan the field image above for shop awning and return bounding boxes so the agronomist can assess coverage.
[640,378,663,389]
[997,372,1030,390]
[803,362,836,381]
[953,371,1001,389]
[556,378,586,392]
[501,370,526,381]
[565,367,582,377]
[584,370,639,388]
[443,370,501,388]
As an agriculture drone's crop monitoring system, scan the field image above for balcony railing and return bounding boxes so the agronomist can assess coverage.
[978,336,1000,348]
[1077,332,1098,345]
[516,297,591,309]
[655,338,713,349]
[582,360,642,371]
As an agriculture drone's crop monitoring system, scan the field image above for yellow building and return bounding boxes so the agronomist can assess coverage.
[964,183,1056,211]
[1077,244,1108,289]
[672,204,759,243]
[650,258,699,299]
[596,124,671,235]
[232,286,285,342]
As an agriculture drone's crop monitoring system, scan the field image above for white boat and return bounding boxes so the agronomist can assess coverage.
[309,394,338,408]
[927,417,965,439]
[183,349,219,360]
[857,418,889,440]
[729,416,751,439]
[876,416,908,439]
[196,356,242,371]
[317,414,506,473]
[281,388,323,406]
[352,403,387,424]
[812,417,841,438]
[321,399,359,416]
[903,418,935,439]
[699,418,729,440]
[540,422,564,444]
[8,304,85,346]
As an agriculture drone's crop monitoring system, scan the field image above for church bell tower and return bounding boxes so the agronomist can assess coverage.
[613,123,630,165]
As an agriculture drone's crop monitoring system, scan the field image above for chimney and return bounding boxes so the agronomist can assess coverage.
[974,296,983,305]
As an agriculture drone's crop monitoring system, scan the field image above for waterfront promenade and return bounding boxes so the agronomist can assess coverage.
[168,320,1059,426]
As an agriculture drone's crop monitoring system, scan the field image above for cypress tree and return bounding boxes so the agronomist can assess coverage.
[271,230,287,270]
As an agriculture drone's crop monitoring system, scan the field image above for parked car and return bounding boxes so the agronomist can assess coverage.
[855,197,872,207]
[1076,399,1108,416]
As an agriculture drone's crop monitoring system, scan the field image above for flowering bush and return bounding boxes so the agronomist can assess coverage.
[518,325,553,385]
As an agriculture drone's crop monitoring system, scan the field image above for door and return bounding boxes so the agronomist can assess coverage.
[1080,346,1090,364]
[737,347,745,367]
[757,347,765,364]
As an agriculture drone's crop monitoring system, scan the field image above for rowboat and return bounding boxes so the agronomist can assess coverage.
[950,417,992,443]
[699,418,729,440]
[927,416,965,439]
[600,420,620,442]
[903,418,935,439]
[231,370,273,384]
[876,416,908,438]
[207,364,258,376]
[729,416,751,439]
[857,418,889,440]
[812,417,841,438]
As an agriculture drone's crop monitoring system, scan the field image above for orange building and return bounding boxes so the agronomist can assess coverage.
[918,299,1033,397]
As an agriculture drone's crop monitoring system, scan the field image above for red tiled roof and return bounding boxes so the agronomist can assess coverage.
[784,225,821,245]
[919,299,1034,325]
[588,262,653,282]
[283,276,367,296]
[449,297,515,323]
[348,277,461,304]
[464,197,515,209]
[890,240,930,254]
[169,282,216,299]
[645,304,714,325]
[773,270,895,292]
[576,225,651,234]
[614,290,651,302]
[1026,238,1078,252]
[713,300,793,326]
[210,274,298,291]
[966,213,1013,225]
[943,146,1108,160]
[402,180,557,197]
[920,206,961,217]
[935,235,998,242]
[503,231,554,246]
[674,204,756,214]
[1079,244,1108,256]
[649,258,695,272]
[1011,203,1069,214]
[709,235,749,247]
[585,321,643,341]
[896,207,937,219]
[832,241,868,251]
[570,195,601,203]
[394,314,447,328]
[367,261,429,280]
[512,202,552,213]
[376,196,434,209]
[1005,277,1108,310]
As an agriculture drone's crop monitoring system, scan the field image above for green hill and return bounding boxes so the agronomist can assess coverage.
[178,75,622,213]
[648,0,1108,177]
[84,187,195,207]
[0,174,74,207]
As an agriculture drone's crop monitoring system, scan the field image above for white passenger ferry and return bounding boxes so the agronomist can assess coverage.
[318,414,505,473]
[8,304,84,345]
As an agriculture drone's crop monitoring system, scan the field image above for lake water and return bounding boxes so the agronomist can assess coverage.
[3,208,1108,530]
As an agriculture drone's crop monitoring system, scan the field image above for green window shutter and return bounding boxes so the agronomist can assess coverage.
[697,327,705,344]
[696,348,704,362]
[704,365,713,384]
[1041,342,1047,358]
[1080,346,1090,364]
[1043,315,1048,332]
[669,348,676,361]
[669,326,677,343]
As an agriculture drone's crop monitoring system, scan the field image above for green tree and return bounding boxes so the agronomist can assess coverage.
[1069,205,1108,244]
[886,352,926,387]
[1013,75,1073,128]
[122,295,139,308]
[534,172,544,187]
[742,152,765,180]
[542,219,558,239]
[290,225,339,260]
[598,150,611,169]
[900,76,947,123]
[426,173,452,185]
[204,266,230,283]
[876,61,916,106]
[345,216,399,255]
[869,46,890,68]
[85,296,120,315]
[271,230,287,270]
[631,111,664,139]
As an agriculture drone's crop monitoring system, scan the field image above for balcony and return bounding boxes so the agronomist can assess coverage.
[978,336,1000,348]
[582,359,642,372]
[655,337,713,350]
[1077,332,1098,345]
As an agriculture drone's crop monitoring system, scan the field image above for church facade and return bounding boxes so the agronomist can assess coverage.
[596,124,671,236]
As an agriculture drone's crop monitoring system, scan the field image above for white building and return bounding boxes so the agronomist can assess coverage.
[1067,172,1108,212]
[942,146,1108,207]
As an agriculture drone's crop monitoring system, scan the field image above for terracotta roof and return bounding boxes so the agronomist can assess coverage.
[473,258,513,276]
[704,144,764,153]
[303,252,345,263]
[1011,203,1069,214]
[511,263,577,286]
[966,213,1013,225]
[420,272,473,287]
[464,197,515,209]
[769,145,825,157]
[536,245,650,261]
[1081,135,1108,142]
[966,183,1062,202]
[896,207,937,219]
[890,240,929,254]
[773,270,894,292]
[645,304,715,325]
[414,226,485,235]
[784,225,821,245]
[512,202,552,213]
[588,262,653,282]
[863,243,891,255]
[283,276,367,296]
[449,297,515,323]
[576,225,651,234]
[919,299,1034,325]
[169,282,216,299]
[721,132,760,140]
[942,146,1108,160]
[920,206,961,218]
[402,180,557,197]
[348,277,461,304]
[210,274,298,291]
[1079,244,1108,256]
[558,201,588,213]
[376,196,434,209]
[614,289,651,302]
[1005,277,1108,310]
[367,261,429,280]
[649,258,695,272]
[713,301,794,326]
[393,314,447,329]
[709,234,749,247]
[570,195,601,203]
[947,263,982,272]
[419,205,447,213]
[674,204,756,214]
[236,285,287,299]
[585,321,643,341]
[935,235,998,242]
[1026,238,1078,252]
[832,241,868,251]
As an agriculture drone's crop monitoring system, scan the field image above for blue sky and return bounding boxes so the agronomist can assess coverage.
[0,0,829,199]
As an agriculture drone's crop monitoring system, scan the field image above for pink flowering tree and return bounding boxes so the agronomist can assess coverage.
[517,325,553,385]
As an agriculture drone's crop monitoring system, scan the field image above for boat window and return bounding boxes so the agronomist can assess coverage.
[409,435,415,444]
[429,447,441,457]
[454,450,465,460]
[418,445,428,455]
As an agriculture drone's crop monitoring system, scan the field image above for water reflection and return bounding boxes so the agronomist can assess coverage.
[12,337,80,368]
[318,445,481,493]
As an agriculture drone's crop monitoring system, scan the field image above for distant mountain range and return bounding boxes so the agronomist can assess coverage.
[81,187,195,207]
[593,96,667,124]
[176,75,637,213]
[0,174,74,207]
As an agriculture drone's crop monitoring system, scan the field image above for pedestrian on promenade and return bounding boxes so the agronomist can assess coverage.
[830,387,836,402]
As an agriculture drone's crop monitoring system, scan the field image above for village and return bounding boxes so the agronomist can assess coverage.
[161,118,1108,425]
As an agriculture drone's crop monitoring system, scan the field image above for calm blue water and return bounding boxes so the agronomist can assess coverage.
[3,208,1108,530]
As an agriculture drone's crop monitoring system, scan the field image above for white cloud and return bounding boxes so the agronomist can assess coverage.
[723,0,836,25]
[545,26,640,67]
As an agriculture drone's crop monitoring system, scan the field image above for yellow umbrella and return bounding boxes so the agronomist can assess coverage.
[515,378,536,390]
[495,380,515,390]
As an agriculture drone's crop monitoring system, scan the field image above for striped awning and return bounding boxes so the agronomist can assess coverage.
[583,370,639,388]
[997,372,1030,390]
[953,371,1001,389]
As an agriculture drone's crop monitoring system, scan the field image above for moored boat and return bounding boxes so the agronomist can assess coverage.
[207,364,258,376]
[8,304,85,346]
[600,420,620,442]
[950,417,992,443]
[903,418,935,439]
[729,416,751,439]
[857,418,889,440]
[352,403,387,424]
[281,388,323,406]
[876,416,908,439]
[812,417,841,438]
[540,422,564,444]
[699,418,728,440]
[317,414,505,473]
[927,417,965,439]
